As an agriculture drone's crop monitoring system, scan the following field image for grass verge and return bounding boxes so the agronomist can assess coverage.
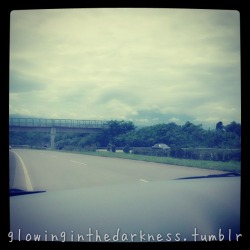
[57,149,241,173]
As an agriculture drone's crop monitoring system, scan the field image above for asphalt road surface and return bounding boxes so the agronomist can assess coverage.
[9,149,228,192]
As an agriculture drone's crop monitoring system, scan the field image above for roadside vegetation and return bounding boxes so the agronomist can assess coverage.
[57,149,241,173]
[9,119,241,172]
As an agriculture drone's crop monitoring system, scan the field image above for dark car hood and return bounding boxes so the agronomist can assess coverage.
[9,177,241,242]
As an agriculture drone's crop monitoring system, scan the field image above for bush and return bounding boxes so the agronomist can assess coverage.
[111,145,116,152]
[131,147,241,162]
[132,147,168,157]
[107,143,116,152]
[170,146,184,158]
[123,145,130,154]
[174,148,241,162]
[83,144,97,152]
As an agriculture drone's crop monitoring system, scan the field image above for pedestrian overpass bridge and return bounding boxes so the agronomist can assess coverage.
[9,117,108,149]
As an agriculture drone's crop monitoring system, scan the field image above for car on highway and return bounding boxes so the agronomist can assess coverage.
[152,143,170,150]
[8,149,242,247]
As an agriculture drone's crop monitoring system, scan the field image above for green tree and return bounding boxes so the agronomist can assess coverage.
[98,120,136,146]
[216,121,224,131]
[225,121,241,136]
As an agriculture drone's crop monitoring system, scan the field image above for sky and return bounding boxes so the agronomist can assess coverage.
[9,8,241,128]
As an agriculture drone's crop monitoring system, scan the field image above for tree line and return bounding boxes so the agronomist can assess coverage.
[9,120,241,150]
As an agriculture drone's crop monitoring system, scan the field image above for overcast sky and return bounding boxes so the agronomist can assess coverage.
[9,8,241,128]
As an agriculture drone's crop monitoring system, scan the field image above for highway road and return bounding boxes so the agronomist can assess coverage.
[9,149,241,243]
[9,149,228,192]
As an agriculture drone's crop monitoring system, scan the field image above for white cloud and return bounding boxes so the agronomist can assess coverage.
[169,117,181,123]
[9,8,241,127]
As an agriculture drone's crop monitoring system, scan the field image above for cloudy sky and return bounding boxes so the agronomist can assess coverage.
[9,8,241,128]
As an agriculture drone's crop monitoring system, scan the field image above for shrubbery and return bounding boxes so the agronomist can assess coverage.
[132,147,169,157]
[123,145,130,154]
[107,143,116,152]
[130,147,241,162]
[9,120,241,162]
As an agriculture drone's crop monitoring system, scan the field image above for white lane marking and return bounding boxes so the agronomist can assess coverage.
[139,179,148,183]
[70,160,87,165]
[12,151,33,191]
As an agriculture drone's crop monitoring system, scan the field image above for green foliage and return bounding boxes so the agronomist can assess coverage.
[94,120,136,147]
[132,147,169,157]
[130,146,240,162]
[123,145,130,153]
[82,144,98,152]
[225,121,241,136]
[77,151,241,173]
[107,143,116,152]
[216,121,224,130]
[10,120,241,162]
[9,131,50,147]
[176,148,241,162]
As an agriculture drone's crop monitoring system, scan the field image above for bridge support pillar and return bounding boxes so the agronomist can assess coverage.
[50,128,56,149]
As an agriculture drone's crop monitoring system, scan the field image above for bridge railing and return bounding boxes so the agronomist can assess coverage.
[9,118,108,129]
